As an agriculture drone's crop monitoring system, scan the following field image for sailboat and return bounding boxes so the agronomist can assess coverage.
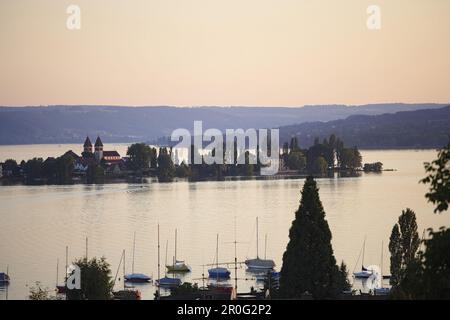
[157,239,181,288]
[166,229,191,273]
[374,241,390,295]
[353,237,373,278]
[125,232,151,283]
[56,246,69,294]
[208,234,231,280]
[245,217,275,271]
[113,249,142,300]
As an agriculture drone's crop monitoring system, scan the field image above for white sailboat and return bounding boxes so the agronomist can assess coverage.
[166,229,191,273]
[353,237,373,278]
[208,234,231,280]
[245,217,275,271]
[125,232,151,283]
[374,241,390,295]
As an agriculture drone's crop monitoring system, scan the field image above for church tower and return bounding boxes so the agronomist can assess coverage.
[83,136,93,154]
[94,136,104,162]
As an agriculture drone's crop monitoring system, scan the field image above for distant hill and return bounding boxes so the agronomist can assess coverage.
[279,106,450,149]
[0,104,447,145]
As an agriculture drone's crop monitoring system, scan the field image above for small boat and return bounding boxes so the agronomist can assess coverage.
[353,237,373,278]
[124,273,152,283]
[208,267,231,280]
[245,218,275,271]
[112,249,142,299]
[373,241,390,296]
[156,277,181,288]
[113,289,142,300]
[166,229,191,273]
[0,272,10,284]
[255,271,280,282]
[125,232,151,283]
[156,239,182,289]
[353,267,373,278]
[208,234,231,280]
[246,258,276,271]
[167,260,191,273]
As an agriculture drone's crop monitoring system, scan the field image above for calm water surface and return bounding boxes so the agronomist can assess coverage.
[0,147,449,299]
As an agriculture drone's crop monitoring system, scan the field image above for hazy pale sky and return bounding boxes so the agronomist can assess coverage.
[1,0,449,107]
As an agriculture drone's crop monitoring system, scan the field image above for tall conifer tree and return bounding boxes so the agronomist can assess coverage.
[280,176,345,299]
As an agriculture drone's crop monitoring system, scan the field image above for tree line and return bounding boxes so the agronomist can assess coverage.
[2,134,364,185]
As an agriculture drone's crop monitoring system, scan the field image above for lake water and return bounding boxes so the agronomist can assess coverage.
[0,146,449,300]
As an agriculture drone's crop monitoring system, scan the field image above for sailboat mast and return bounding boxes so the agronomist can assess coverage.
[234,217,238,293]
[65,246,68,300]
[157,224,160,298]
[256,217,259,259]
[362,236,366,269]
[56,258,59,287]
[165,240,169,275]
[175,229,177,263]
[380,240,384,278]
[85,237,88,260]
[265,234,267,260]
[216,234,219,269]
[216,234,219,282]
[123,249,126,290]
[132,232,136,274]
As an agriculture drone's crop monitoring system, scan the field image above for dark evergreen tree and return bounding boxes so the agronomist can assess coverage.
[280,176,346,299]
[389,209,420,287]
[389,224,402,286]
[421,141,450,213]
[66,257,113,300]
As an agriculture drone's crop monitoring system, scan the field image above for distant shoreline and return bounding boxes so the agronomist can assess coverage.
[0,143,440,150]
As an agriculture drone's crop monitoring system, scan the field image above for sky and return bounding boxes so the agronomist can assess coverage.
[0,0,449,107]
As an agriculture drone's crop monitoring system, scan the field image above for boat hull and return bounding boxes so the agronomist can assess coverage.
[124,273,152,283]
[208,268,231,280]
[245,258,275,271]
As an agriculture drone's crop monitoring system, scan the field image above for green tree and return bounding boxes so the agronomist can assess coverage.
[389,224,402,286]
[279,176,346,299]
[127,143,153,171]
[157,147,175,182]
[24,158,44,184]
[337,261,351,292]
[339,147,362,169]
[389,209,420,287]
[175,161,191,178]
[87,164,105,184]
[55,153,74,184]
[391,228,450,299]
[3,159,20,176]
[311,156,328,175]
[287,151,306,171]
[29,281,59,300]
[421,141,450,213]
[66,257,113,300]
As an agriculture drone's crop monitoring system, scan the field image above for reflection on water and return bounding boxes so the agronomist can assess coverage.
[0,149,449,300]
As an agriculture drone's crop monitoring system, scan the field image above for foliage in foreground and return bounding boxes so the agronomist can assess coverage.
[279,176,349,299]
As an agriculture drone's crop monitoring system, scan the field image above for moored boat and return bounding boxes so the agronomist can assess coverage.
[156,276,181,288]
[125,232,151,283]
[245,218,275,271]
[208,234,231,280]
[353,237,373,278]
[208,267,231,280]
[166,229,191,273]
[124,273,152,283]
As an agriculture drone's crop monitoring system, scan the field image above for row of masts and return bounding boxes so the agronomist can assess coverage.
[53,216,274,298]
